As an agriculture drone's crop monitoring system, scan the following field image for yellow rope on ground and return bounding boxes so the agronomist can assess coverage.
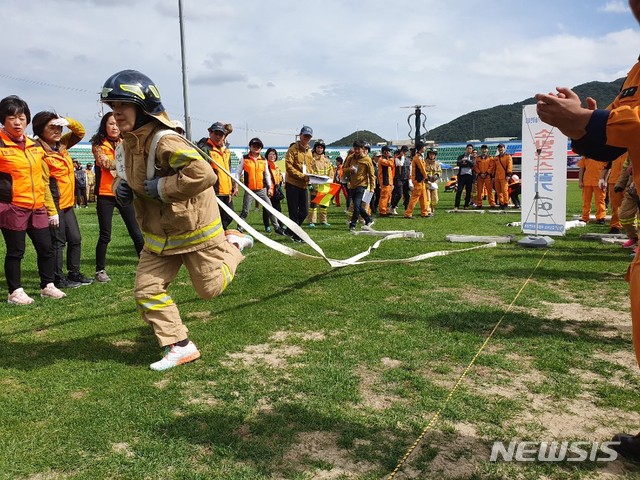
[387,250,549,479]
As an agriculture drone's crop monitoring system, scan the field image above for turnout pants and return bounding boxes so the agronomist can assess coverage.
[620,190,639,239]
[608,184,624,230]
[135,241,244,347]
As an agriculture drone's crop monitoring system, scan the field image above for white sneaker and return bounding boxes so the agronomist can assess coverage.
[363,219,375,229]
[40,283,66,299]
[95,270,111,283]
[391,208,398,215]
[150,341,201,371]
[7,287,34,305]
[225,229,254,251]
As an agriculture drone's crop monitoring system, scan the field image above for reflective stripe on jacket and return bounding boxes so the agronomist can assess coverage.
[118,121,223,256]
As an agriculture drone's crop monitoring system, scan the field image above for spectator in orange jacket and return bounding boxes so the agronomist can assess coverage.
[0,95,66,304]
[33,111,94,289]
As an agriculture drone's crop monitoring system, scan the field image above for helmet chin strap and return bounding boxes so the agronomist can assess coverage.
[133,107,152,130]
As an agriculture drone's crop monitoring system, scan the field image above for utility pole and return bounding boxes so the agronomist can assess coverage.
[178,0,192,140]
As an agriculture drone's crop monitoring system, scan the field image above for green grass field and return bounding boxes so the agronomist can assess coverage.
[1,182,639,480]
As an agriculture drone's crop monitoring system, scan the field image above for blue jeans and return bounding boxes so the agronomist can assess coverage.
[349,186,372,227]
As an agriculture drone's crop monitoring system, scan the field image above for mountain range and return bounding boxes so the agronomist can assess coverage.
[329,78,626,146]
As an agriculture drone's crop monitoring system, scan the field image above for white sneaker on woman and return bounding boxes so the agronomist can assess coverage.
[7,288,34,305]
[40,283,67,299]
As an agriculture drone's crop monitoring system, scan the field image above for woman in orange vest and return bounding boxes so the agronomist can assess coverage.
[0,96,66,304]
[237,137,284,234]
[263,147,285,233]
[33,111,95,289]
[90,112,144,283]
[200,121,237,230]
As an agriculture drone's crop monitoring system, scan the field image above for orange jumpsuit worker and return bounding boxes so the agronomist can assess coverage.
[377,145,395,215]
[404,142,429,218]
[494,143,513,209]
[577,156,607,223]
[473,145,495,208]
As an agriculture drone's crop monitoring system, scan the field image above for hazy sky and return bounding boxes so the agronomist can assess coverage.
[2,0,638,146]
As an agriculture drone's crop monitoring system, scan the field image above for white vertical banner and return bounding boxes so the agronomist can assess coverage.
[521,105,567,236]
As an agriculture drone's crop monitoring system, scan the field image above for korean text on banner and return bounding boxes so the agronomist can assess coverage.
[521,105,567,236]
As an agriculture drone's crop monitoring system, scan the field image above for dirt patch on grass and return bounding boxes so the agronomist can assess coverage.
[26,472,70,480]
[356,365,404,410]
[222,330,328,369]
[469,355,546,399]
[111,442,134,458]
[427,428,490,480]
[282,431,378,478]
[222,343,304,369]
[512,301,631,338]
[153,378,170,390]
[594,350,639,371]
[381,357,402,368]
[269,330,326,342]
[189,311,213,321]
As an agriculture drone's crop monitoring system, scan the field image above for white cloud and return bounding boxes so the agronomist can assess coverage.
[599,1,629,13]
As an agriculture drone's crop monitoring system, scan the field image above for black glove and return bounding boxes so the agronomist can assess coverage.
[144,178,160,199]
[115,180,133,206]
[614,185,624,193]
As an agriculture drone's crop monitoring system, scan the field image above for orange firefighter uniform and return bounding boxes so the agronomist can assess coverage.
[404,153,429,218]
[577,156,607,222]
[494,150,513,207]
[378,154,395,215]
[570,57,640,368]
[473,154,495,207]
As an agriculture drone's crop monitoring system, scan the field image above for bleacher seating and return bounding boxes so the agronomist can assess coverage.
[68,144,94,166]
